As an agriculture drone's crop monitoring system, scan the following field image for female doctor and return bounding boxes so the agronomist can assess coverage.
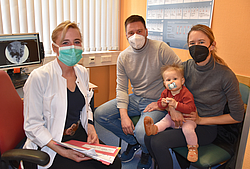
[22,21,121,169]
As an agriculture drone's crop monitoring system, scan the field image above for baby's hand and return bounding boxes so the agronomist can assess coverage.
[166,98,177,108]
[161,98,168,107]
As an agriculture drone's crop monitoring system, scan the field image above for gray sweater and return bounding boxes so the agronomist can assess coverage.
[183,56,244,121]
[116,39,181,109]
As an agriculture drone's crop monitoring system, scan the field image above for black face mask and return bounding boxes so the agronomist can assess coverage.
[189,45,209,63]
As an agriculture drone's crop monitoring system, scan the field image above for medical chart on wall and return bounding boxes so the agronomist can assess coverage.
[146,0,214,49]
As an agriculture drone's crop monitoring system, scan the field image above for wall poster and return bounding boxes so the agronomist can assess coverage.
[146,0,214,49]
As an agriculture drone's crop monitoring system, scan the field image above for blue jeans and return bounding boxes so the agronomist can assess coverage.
[94,94,167,153]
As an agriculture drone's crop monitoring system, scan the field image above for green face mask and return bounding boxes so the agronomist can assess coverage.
[57,45,83,66]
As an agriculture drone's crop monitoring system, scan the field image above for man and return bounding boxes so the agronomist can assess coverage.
[94,15,181,169]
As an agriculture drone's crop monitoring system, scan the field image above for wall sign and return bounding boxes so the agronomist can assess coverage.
[146,0,214,49]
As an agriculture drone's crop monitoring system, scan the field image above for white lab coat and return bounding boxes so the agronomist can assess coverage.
[22,59,93,168]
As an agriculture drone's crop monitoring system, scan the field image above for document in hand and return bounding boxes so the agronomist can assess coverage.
[55,140,121,165]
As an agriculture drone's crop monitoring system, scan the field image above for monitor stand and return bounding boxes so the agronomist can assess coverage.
[7,69,29,89]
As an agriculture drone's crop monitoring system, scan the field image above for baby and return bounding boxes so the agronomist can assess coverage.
[144,63,198,162]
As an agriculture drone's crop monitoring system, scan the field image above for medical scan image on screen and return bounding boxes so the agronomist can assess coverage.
[0,34,42,69]
[5,41,29,64]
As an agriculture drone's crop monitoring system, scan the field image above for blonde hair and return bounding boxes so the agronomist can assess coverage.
[187,24,227,66]
[51,21,82,44]
[161,63,184,78]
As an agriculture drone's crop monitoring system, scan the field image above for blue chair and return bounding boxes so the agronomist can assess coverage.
[173,82,250,169]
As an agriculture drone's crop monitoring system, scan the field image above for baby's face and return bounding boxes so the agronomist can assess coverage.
[163,70,184,91]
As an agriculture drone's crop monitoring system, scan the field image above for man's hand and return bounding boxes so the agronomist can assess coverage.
[120,108,134,135]
[144,102,161,112]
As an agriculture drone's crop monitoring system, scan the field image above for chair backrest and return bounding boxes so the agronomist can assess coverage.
[235,83,250,168]
[212,82,250,168]
[0,70,25,155]
[239,82,250,105]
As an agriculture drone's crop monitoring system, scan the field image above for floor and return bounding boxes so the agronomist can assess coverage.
[95,121,191,169]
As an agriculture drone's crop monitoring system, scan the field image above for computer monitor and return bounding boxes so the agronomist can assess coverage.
[0,33,43,70]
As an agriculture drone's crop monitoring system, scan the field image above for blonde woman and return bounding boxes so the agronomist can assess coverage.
[23,21,121,169]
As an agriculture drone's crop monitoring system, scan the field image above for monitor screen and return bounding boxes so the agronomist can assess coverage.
[0,33,42,70]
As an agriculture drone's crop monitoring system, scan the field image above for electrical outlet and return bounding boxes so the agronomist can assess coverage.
[89,56,95,64]
[101,55,112,62]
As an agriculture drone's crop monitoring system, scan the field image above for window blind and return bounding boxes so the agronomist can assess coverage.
[0,0,120,54]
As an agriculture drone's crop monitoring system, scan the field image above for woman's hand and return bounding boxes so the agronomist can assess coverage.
[184,111,240,125]
[87,123,99,144]
[47,140,92,162]
[184,111,200,124]
[63,148,92,162]
[169,106,185,127]
[120,109,135,135]
[144,102,161,112]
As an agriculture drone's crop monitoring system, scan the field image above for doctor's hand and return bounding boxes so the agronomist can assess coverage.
[47,140,92,162]
[144,102,161,112]
[64,149,92,162]
[87,123,99,144]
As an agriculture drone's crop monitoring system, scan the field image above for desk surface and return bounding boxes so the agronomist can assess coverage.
[89,82,98,90]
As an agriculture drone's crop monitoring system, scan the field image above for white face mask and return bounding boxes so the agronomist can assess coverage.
[128,34,146,49]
